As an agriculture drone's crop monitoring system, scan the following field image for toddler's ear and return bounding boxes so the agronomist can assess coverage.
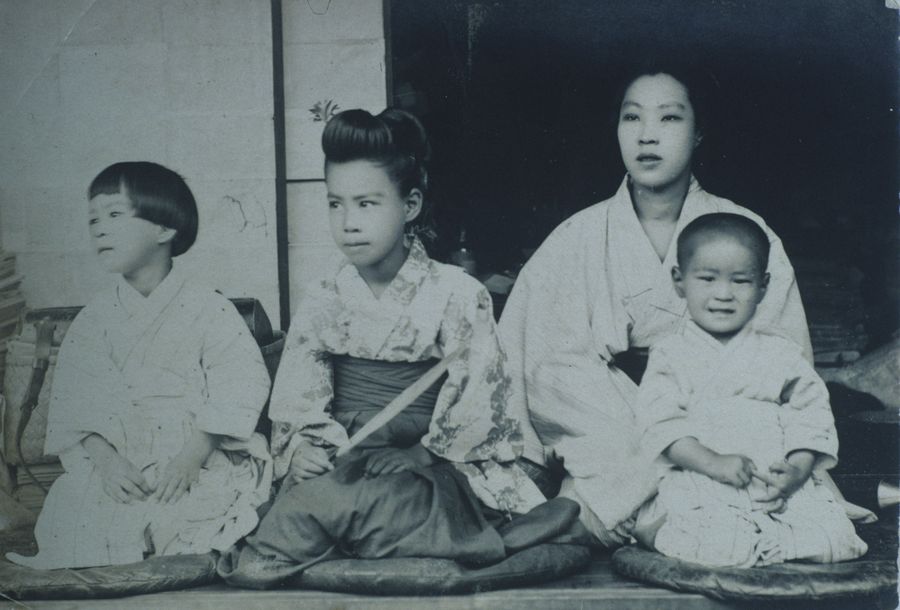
[758,272,770,300]
[671,266,686,298]
[157,226,177,245]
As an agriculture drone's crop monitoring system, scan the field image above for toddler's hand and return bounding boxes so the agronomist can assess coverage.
[96,452,152,504]
[755,460,810,512]
[708,454,756,488]
[364,444,435,477]
[153,450,204,504]
[289,440,334,481]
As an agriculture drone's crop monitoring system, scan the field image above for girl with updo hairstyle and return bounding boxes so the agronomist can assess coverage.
[219,109,561,588]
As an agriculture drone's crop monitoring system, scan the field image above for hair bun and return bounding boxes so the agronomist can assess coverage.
[322,108,430,196]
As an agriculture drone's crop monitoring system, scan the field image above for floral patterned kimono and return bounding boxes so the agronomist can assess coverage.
[218,239,548,588]
[7,267,273,569]
[634,321,867,567]
[499,176,811,543]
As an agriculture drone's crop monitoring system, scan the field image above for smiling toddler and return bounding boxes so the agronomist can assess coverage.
[631,213,867,567]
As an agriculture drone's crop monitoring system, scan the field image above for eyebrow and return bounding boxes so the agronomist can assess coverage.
[621,101,687,110]
[327,192,385,200]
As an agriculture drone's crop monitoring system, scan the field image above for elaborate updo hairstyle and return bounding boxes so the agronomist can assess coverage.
[89,161,199,257]
[322,108,431,199]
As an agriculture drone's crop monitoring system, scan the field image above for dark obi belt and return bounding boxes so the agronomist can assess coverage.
[330,354,448,450]
[612,347,650,385]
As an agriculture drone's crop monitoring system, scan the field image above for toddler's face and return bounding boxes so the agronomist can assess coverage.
[325,159,419,274]
[88,192,166,276]
[618,73,697,192]
[673,237,768,342]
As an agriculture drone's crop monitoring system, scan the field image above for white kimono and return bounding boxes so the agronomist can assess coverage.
[635,321,867,567]
[268,238,545,515]
[499,176,811,537]
[9,267,273,569]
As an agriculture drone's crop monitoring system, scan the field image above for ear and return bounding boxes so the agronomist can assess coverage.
[157,225,177,246]
[758,272,770,301]
[404,188,423,223]
[671,265,686,298]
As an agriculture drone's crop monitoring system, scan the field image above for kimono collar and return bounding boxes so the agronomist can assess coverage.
[116,263,186,319]
[684,317,755,353]
[335,237,431,306]
[611,174,704,246]
[607,176,706,313]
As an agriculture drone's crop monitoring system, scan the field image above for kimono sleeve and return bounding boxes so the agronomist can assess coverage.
[499,218,658,528]
[636,341,696,461]
[421,284,521,464]
[194,297,271,440]
[44,307,128,461]
[755,231,813,363]
[775,344,839,469]
[266,294,348,480]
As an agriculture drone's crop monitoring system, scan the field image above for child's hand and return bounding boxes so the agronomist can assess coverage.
[364,444,435,477]
[83,433,151,503]
[153,450,204,504]
[755,460,811,512]
[153,430,217,504]
[708,453,756,488]
[97,452,153,504]
[289,440,334,481]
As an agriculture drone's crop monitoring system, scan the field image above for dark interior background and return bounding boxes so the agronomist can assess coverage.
[388,0,899,343]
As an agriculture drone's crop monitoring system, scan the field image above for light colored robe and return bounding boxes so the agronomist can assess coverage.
[635,321,867,567]
[499,176,811,535]
[8,267,272,569]
[268,239,545,515]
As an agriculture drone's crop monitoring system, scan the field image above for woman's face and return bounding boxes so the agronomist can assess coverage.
[617,73,698,192]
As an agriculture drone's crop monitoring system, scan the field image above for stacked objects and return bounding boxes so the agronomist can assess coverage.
[0,252,25,382]
[794,260,869,365]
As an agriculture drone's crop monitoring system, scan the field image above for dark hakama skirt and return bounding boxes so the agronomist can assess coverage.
[218,356,510,589]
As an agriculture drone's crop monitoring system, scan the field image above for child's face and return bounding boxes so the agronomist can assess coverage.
[618,73,697,192]
[672,237,769,342]
[326,159,421,275]
[88,192,171,276]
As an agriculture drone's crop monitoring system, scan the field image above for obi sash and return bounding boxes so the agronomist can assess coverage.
[331,355,447,449]
[613,347,650,385]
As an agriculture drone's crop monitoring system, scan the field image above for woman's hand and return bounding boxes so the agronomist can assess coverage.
[83,434,151,504]
[153,431,217,504]
[364,444,435,477]
[289,440,334,481]
[707,453,756,488]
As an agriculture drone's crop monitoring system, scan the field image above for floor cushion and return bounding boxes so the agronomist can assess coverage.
[288,543,592,595]
[611,522,898,603]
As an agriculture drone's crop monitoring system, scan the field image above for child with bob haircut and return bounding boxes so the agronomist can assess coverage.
[633,213,867,567]
[218,109,565,589]
[8,161,273,569]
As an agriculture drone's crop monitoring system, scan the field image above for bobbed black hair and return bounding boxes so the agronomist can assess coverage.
[321,108,431,197]
[677,213,771,273]
[88,162,198,257]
